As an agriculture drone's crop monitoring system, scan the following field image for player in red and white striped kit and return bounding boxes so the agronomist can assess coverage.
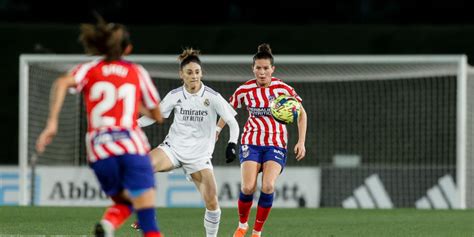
[36,17,164,237]
[218,43,307,237]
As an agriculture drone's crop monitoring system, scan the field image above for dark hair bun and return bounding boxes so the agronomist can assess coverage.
[257,43,272,54]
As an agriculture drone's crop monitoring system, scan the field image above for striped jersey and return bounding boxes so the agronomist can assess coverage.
[70,59,160,162]
[160,83,237,161]
[229,77,302,148]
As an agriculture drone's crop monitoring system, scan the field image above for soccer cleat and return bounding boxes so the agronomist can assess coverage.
[94,221,114,237]
[233,227,248,237]
[131,221,140,231]
[251,230,262,237]
[94,223,105,237]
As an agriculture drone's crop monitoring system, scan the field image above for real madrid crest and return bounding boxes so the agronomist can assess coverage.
[204,98,210,107]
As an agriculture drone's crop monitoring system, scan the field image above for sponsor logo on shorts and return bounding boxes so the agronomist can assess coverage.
[242,145,249,158]
[273,149,284,157]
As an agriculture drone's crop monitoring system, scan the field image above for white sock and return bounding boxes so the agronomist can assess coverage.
[204,208,221,237]
[100,219,114,237]
[252,230,262,236]
[239,222,249,229]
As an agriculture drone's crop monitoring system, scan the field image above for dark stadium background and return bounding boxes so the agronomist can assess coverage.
[2,0,474,164]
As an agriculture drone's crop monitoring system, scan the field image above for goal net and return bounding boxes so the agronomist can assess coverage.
[19,55,472,209]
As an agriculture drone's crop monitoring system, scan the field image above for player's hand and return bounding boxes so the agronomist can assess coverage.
[225,142,237,163]
[36,122,58,154]
[294,142,306,161]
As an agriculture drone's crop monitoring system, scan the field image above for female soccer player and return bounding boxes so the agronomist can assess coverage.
[217,43,307,237]
[35,17,164,237]
[137,48,240,237]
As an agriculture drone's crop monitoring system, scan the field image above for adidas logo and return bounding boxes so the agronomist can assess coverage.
[177,99,182,103]
[415,174,460,209]
[342,174,393,209]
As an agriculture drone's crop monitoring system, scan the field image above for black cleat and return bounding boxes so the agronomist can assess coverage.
[94,222,105,237]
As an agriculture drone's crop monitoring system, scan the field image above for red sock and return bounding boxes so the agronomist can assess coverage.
[102,204,132,229]
[254,206,272,232]
[144,232,162,237]
[238,199,253,224]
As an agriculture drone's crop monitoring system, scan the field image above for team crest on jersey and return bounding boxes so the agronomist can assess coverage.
[242,145,249,158]
[268,95,275,101]
[204,98,210,107]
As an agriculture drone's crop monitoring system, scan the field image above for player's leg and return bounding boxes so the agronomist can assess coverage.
[91,158,133,236]
[132,145,180,231]
[190,167,221,237]
[129,189,161,237]
[252,146,286,237]
[233,162,260,237]
[149,145,175,172]
[124,154,162,237]
[234,145,262,237]
[102,192,134,231]
[252,161,281,236]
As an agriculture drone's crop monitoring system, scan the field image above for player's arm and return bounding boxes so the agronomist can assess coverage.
[216,117,226,139]
[294,105,307,161]
[36,74,77,153]
[146,105,164,125]
[137,92,174,127]
[137,108,159,127]
[137,105,163,127]
[216,88,241,139]
[135,64,164,126]
[215,95,240,163]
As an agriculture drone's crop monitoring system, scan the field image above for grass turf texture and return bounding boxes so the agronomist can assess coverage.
[0,207,473,236]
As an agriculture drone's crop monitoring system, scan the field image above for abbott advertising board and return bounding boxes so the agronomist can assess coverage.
[0,166,320,207]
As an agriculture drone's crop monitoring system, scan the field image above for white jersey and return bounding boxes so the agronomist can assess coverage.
[159,83,237,161]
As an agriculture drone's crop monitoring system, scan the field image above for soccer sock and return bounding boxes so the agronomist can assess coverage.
[204,208,221,237]
[102,203,133,229]
[136,208,161,236]
[254,191,274,232]
[238,192,254,225]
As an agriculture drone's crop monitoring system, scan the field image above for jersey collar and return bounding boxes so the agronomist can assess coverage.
[182,82,205,99]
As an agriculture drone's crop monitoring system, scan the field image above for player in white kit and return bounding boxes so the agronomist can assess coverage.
[137,48,239,237]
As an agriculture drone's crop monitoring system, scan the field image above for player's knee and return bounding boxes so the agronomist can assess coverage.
[261,182,275,194]
[241,185,256,195]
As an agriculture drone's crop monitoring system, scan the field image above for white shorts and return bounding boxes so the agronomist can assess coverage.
[158,143,213,181]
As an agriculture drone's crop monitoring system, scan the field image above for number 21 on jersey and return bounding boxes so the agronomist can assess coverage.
[89,81,136,128]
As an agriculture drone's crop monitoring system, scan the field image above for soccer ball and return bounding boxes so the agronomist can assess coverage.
[270,95,301,124]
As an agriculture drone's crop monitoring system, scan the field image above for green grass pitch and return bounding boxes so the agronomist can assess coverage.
[0,207,473,236]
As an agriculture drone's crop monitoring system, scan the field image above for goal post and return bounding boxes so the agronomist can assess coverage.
[19,54,471,208]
